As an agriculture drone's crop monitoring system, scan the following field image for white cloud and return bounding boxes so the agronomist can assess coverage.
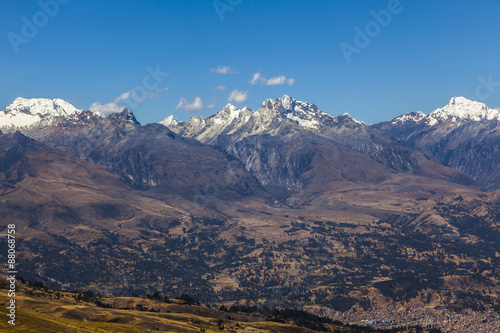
[89,102,123,116]
[266,76,295,86]
[227,90,248,104]
[114,87,169,103]
[248,72,295,86]
[216,85,227,91]
[147,87,169,99]
[249,72,263,85]
[176,96,204,112]
[114,91,132,102]
[206,103,216,108]
[210,66,231,74]
[89,87,169,116]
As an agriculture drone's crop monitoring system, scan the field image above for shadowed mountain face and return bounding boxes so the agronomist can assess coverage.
[2,130,499,315]
[164,95,475,200]
[0,131,36,186]
[24,109,266,202]
[373,97,500,191]
[228,130,394,200]
[0,131,205,266]
[0,97,499,315]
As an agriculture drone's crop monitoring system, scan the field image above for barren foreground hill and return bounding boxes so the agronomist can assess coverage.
[0,279,442,333]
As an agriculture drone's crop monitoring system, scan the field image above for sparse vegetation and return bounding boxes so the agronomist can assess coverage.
[0,280,441,332]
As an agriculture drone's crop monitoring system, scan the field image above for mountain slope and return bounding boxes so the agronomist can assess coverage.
[162,95,475,200]
[0,97,101,132]
[374,97,500,190]
[1,96,499,316]
[0,131,191,246]
[22,108,266,203]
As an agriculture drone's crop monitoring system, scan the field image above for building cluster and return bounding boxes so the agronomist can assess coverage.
[314,304,500,333]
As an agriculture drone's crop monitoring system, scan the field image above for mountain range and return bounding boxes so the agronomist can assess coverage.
[0,95,499,314]
[374,96,500,191]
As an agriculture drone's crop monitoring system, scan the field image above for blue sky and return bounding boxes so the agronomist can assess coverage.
[1,0,500,125]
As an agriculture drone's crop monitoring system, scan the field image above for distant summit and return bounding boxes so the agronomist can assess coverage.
[389,97,500,127]
[373,96,500,191]
[159,95,364,145]
[430,96,499,122]
[0,97,81,130]
[0,97,104,131]
[159,115,178,127]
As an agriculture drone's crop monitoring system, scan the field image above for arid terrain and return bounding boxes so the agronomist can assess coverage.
[0,96,499,332]
[0,278,444,332]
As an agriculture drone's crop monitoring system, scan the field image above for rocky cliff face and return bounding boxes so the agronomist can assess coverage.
[162,95,475,198]
[374,97,500,190]
[23,109,266,202]
[423,120,500,190]
[1,96,499,313]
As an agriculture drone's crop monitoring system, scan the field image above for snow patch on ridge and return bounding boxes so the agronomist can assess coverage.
[159,95,355,140]
[0,97,87,130]
[342,113,364,125]
[391,111,427,125]
[159,115,178,127]
[391,97,500,127]
[430,96,500,121]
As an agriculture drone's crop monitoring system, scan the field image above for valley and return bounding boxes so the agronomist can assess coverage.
[0,96,499,331]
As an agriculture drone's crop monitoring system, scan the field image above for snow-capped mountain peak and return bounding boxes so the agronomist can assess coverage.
[5,97,80,117]
[159,95,364,143]
[341,113,364,125]
[159,115,178,127]
[205,103,252,126]
[1,97,83,131]
[281,94,295,111]
[388,97,500,128]
[214,103,241,119]
[391,111,427,125]
[221,103,239,112]
[115,108,140,125]
[256,95,328,129]
[260,95,298,113]
[430,96,500,121]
